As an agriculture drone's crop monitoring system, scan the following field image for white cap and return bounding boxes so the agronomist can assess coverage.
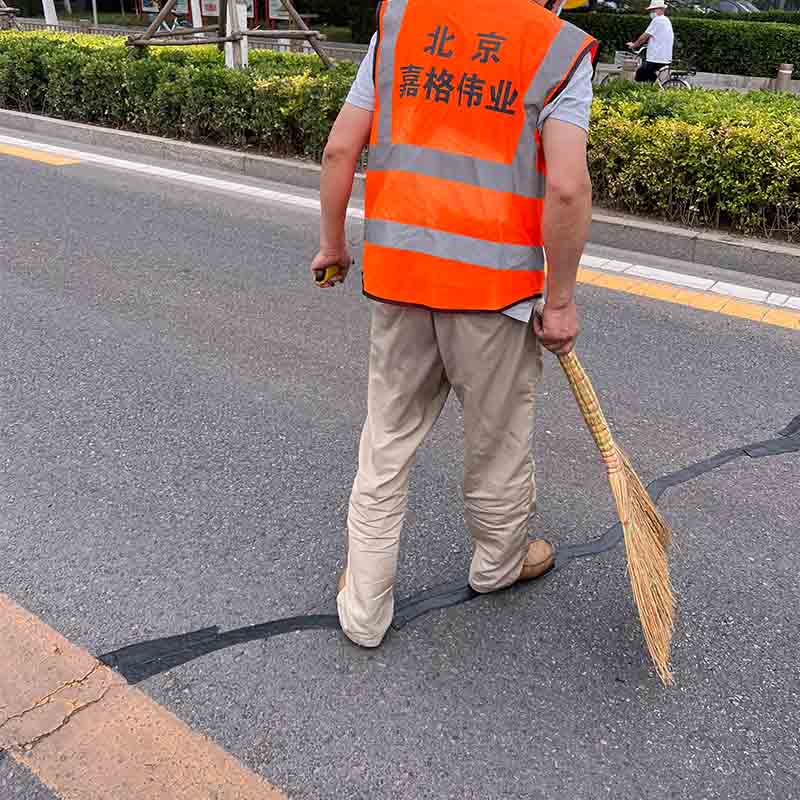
[647,0,667,9]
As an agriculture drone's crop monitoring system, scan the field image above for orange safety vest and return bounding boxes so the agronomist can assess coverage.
[363,0,598,312]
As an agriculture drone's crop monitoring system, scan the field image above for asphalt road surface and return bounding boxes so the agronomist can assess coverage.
[1,132,798,800]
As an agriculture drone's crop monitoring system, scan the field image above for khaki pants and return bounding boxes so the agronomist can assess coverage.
[337,301,543,647]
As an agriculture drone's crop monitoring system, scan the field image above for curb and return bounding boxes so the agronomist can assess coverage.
[2,108,799,282]
[588,212,800,284]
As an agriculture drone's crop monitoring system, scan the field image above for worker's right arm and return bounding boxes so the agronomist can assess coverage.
[311,103,372,287]
[534,117,593,355]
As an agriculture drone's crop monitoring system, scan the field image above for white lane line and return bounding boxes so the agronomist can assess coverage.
[0,133,364,221]
[5,132,799,309]
[626,264,715,291]
[579,254,609,269]
[597,259,631,273]
[710,281,769,303]
[767,293,789,307]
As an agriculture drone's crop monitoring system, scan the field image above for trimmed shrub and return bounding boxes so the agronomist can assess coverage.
[589,83,800,239]
[563,12,800,77]
[749,10,800,23]
[675,10,800,24]
[347,0,376,43]
[0,31,357,155]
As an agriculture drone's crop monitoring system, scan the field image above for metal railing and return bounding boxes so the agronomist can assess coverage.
[15,16,370,61]
[18,17,130,36]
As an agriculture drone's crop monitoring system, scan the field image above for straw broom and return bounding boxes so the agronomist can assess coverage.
[556,348,675,686]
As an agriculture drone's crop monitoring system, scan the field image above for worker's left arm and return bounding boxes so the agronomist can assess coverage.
[533,55,594,355]
[311,103,373,287]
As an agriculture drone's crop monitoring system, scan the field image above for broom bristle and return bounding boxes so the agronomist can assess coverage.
[610,445,675,686]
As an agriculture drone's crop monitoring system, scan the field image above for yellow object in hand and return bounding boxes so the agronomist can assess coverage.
[314,266,341,285]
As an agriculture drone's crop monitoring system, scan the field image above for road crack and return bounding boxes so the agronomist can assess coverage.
[12,685,117,751]
[0,662,117,752]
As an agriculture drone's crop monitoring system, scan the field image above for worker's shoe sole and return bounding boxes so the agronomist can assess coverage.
[517,538,555,582]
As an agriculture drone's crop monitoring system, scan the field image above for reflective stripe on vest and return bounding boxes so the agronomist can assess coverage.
[363,0,598,312]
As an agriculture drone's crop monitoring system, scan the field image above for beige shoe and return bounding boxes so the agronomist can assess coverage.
[337,571,346,595]
[517,539,555,582]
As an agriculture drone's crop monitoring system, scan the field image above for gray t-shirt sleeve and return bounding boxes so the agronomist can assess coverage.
[345,33,378,111]
[537,53,594,132]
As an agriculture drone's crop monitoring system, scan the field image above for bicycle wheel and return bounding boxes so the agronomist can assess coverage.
[661,77,691,91]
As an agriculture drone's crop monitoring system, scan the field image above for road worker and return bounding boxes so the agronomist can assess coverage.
[311,0,598,647]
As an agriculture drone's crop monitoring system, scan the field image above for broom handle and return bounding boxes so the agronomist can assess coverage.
[557,350,618,468]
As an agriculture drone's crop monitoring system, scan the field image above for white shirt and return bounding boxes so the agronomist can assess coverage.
[346,33,595,324]
[645,15,674,65]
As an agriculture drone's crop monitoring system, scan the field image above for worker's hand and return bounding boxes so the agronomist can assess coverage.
[626,41,636,49]
[311,245,351,288]
[533,300,579,356]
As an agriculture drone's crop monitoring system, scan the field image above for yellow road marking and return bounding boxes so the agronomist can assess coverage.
[578,267,800,331]
[720,299,768,322]
[672,288,729,313]
[0,593,286,800]
[0,143,80,166]
[590,272,642,292]
[626,280,682,302]
[763,308,800,329]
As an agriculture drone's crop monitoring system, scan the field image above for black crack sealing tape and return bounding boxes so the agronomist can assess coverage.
[779,413,800,437]
[100,616,340,684]
[98,415,800,684]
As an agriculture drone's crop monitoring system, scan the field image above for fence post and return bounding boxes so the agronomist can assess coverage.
[775,63,794,93]
[41,0,57,25]
[224,0,248,68]
[189,0,203,37]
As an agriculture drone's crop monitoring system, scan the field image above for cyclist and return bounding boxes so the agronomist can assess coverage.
[626,0,674,84]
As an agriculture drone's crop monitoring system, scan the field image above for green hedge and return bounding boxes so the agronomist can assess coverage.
[589,82,800,240]
[717,10,800,23]
[564,12,800,77]
[2,32,799,240]
[751,10,800,23]
[0,32,356,158]
[668,9,800,23]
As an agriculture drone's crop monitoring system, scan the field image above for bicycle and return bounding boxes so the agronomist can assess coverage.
[600,47,695,90]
